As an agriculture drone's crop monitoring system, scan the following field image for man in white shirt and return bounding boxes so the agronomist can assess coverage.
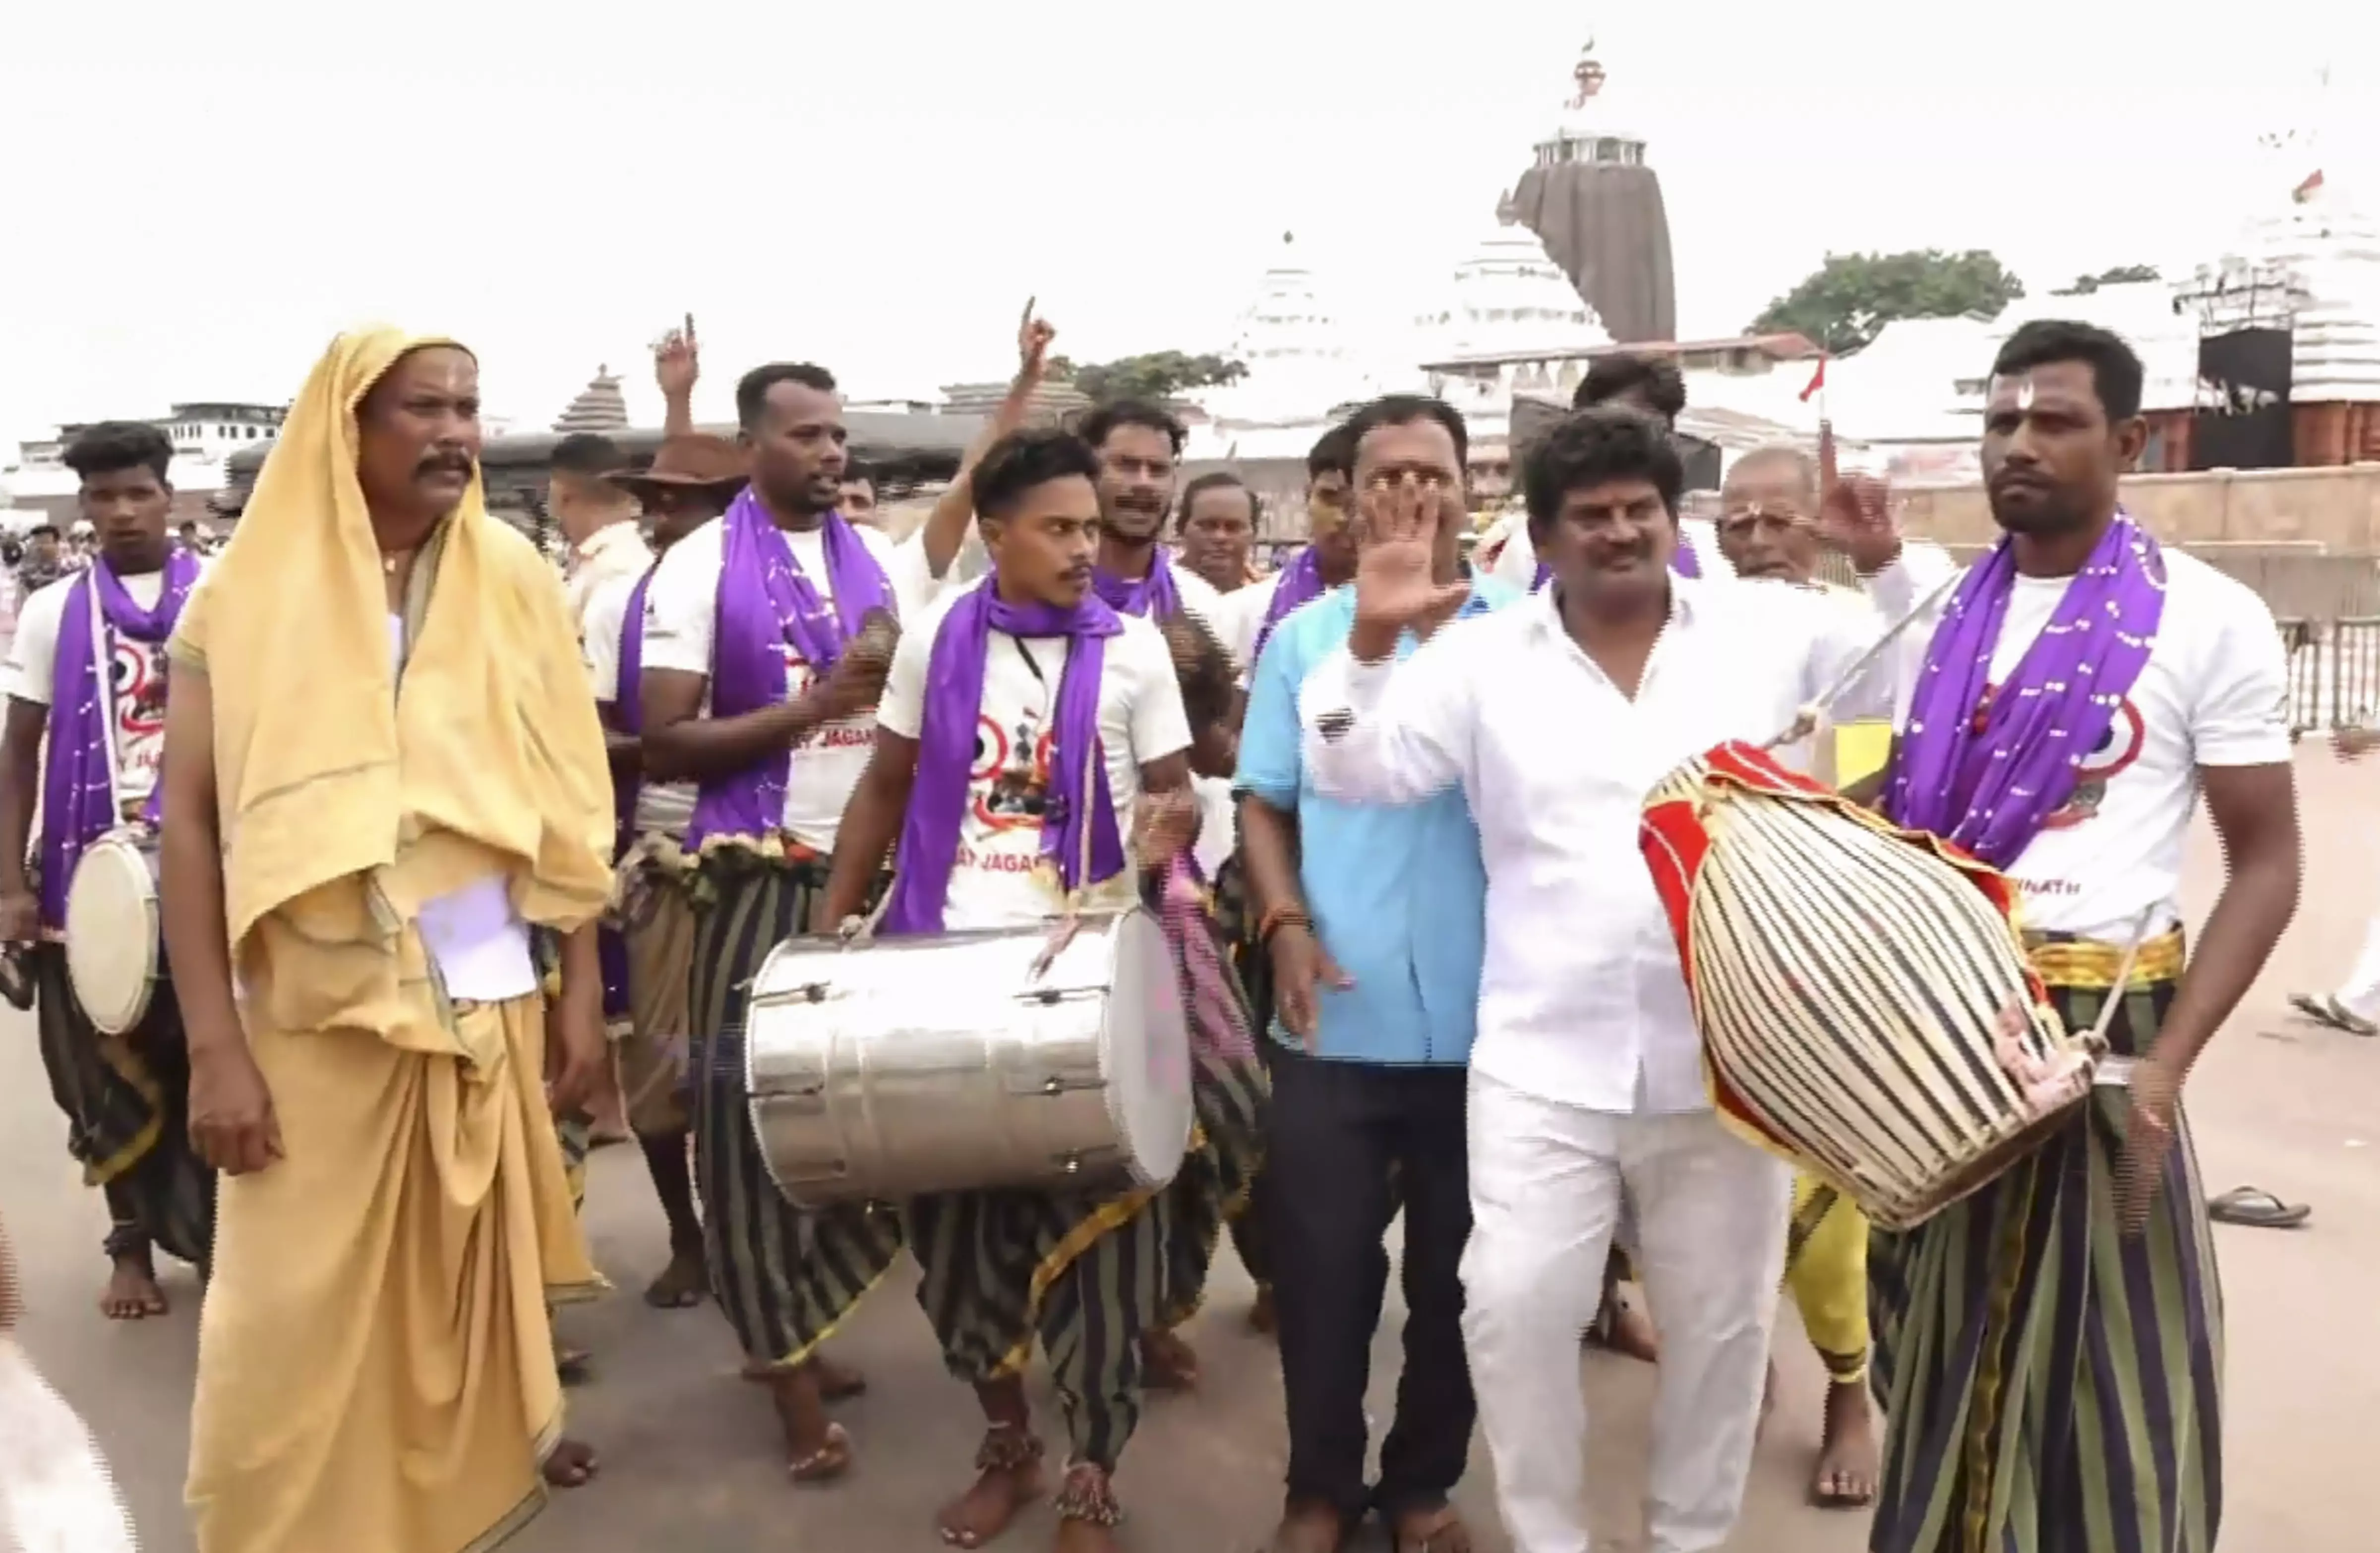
[0,421,215,1323]
[551,431,650,631]
[1300,407,1878,1553]
[638,361,948,1482]
[1860,320,2299,1553]
[819,427,1203,1552]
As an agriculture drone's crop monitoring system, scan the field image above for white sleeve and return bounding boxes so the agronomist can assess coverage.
[1862,540,1961,628]
[1790,588,1896,725]
[2190,581,2293,768]
[637,537,716,677]
[1489,521,1539,589]
[580,576,630,701]
[1297,629,1474,806]
[1127,623,1193,764]
[4,581,65,705]
[876,596,936,740]
[872,526,944,623]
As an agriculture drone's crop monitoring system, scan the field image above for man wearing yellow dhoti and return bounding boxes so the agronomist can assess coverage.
[160,328,617,1553]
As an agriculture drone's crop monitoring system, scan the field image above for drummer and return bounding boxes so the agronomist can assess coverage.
[820,426,1203,1551]
[578,430,749,1309]
[1078,398,1256,1391]
[637,359,956,1482]
[0,420,214,1321]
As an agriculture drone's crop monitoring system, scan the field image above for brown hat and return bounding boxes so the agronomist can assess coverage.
[605,433,747,498]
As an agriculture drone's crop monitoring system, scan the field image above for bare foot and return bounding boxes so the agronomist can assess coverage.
[642,1247,708,1309]
[1247,1283,1277,1337]
[1392,1501,1475,1553]
[1141,1327,1200,1391]
[1583,1294,1659,1364]
[99,1256,167,1321]
[740,1353,867,1400]
[554,1340,592,1387]
[768,1368,852,1487]
[1053,1464,1123,1553]
[1810,1380,1879,1508]
[1267,1498,1347,1553]
[543,1437,599,1488]
[938,1426,1044,1548]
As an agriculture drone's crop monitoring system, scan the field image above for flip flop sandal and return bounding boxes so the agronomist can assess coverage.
[2208,1186,2311,1229]
[2287,993,2378,1036]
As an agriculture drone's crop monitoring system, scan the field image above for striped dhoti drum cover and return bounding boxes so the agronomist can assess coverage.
[1638,740,2103,1232]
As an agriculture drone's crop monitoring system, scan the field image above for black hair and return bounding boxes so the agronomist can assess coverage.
[1175,471,1257,533]
[548,432,624,479]
[1990,319,2145,422]
[1306,420,1357,482]
[1074,399,1186,458]
[1523,407,1685,531]
[27,523,58,541]
[735,362,838,431]
[1575,352,1687,421]
[61,421,173,485]
[1340,394,1469,470]
[842,458,877,488]
[971,429,1103,521]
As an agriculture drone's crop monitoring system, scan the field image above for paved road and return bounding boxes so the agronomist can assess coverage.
[7,747,2379,1551]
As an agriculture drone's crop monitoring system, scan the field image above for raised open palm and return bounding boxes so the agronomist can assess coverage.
[1354,474,1469,633]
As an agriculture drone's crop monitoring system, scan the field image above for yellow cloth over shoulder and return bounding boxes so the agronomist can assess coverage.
[170,326,613,1044]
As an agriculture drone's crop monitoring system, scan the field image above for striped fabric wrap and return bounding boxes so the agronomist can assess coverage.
[1639,740,2103,1232]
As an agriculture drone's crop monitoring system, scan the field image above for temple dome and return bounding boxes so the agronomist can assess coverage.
[1197,233,1377,430]
[1534,38,1645,169]
[1418,203,1612,362]
[2240,175,2380,403]
[552,366,629,434]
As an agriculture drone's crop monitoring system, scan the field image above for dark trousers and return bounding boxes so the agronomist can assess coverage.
[1266,1047,1475,1521]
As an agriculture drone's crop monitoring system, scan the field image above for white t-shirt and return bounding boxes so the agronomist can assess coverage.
[581,569,697,838]
[639,517,941,852]
[3,565,208,813]
[1214,571,1280,673]
[878,579,1192,931]
[1891,548,2289,940]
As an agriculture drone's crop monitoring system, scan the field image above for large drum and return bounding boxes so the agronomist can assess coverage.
[744,906,1194,1209]
[63,826,166,1037]
[1639,741,2102,1232]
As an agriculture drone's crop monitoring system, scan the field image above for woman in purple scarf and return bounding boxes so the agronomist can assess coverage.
[0,421,214,1322]
[821,428,1261,1552]
[1866,322,2301,1553]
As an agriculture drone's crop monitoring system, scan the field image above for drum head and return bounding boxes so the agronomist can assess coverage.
[64,838,159,1036]
[1103,910,1193,1188]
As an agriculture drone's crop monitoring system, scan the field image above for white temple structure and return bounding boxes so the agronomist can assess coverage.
[1417,203,1614,441]
[1184,233,1378,461]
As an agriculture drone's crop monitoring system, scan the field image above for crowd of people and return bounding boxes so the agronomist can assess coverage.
[0,303,2296,1553]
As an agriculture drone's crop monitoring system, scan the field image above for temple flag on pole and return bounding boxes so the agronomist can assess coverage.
[2294,169,2325,204]
[1799,355,1829,403]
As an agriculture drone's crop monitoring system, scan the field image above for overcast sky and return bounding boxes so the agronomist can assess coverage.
[1,1,2372,449]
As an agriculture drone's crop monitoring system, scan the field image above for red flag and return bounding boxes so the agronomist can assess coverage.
[2294,169,2325,204]
[1799,355,1829,403]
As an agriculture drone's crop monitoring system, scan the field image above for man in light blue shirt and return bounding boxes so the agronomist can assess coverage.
[1234,395,1518,1553]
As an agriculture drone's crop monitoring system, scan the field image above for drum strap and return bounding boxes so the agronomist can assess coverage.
[82,572,123,813]
[1761,567,1964,751]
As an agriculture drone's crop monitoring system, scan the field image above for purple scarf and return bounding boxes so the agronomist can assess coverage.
[1883,513,2166,869]
[685,487,892,847]
[880,585,1127,935]
[1249,547,1326,667]
[1531,530,1700,591]
[39,553,199,929]
[1091,546,1180,620]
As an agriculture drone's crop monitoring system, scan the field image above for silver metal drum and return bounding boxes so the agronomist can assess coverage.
[63,826,166,1037]
[744,907,1193,1209]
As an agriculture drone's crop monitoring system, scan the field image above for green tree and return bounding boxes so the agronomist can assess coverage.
[1046,350,1247,403]
[2051,263,2163,296]
[1750,249,2026,354]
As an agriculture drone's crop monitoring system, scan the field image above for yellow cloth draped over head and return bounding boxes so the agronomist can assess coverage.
[170,326,613,1045]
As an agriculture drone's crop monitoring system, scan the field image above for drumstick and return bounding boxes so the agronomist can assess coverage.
[2083,906,2158,1073]
[1760,568,1964,751]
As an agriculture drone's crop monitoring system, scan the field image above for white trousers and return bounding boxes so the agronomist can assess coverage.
[2337,913,2380,1022]
[1462,1071,1790,1553]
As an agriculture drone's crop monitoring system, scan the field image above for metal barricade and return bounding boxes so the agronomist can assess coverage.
[2328,617,2380,732]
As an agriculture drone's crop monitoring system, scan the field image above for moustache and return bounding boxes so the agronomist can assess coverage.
[416,451,475,478]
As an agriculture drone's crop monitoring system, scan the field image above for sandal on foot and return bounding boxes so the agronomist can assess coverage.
[2208,1185,2311,1229]
[2288,992,2378,1036]
[789,1423,853,1485]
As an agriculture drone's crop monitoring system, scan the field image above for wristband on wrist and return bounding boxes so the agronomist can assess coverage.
[1256,904,1312,945]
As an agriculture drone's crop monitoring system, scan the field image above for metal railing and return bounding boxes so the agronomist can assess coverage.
[2281,616,2380,737]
